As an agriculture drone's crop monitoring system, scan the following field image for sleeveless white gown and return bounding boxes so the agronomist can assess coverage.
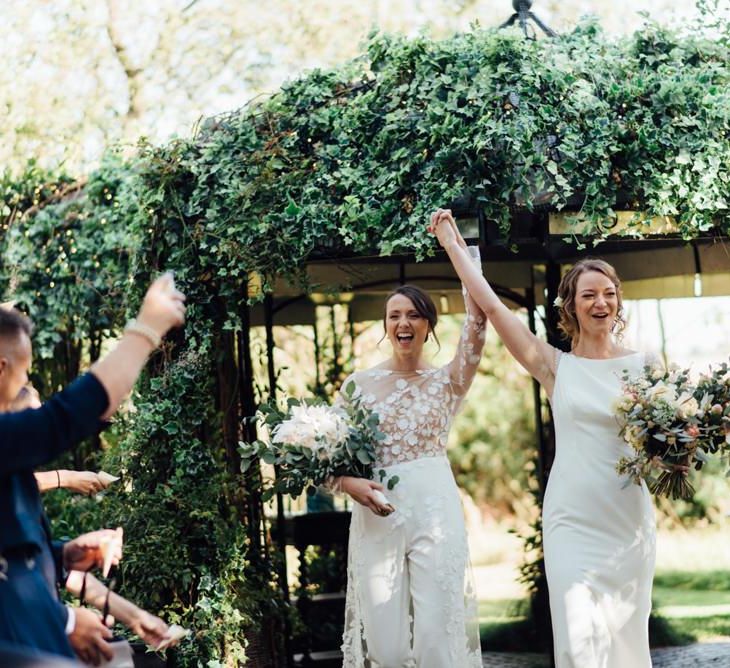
[544,352,656,668]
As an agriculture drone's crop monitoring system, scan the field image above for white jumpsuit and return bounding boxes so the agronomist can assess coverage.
[339,286,486,668]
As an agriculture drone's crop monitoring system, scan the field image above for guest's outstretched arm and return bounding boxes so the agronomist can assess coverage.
[0,274,185,475]
[66,571,173,649]
[90,273,185,419]
[35,470,108,494]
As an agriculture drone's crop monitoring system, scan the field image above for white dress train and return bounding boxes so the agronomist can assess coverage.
[545,352,656,668]
[338,281,486,667]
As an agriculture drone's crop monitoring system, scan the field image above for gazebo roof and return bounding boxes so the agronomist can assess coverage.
[249,212,730,326]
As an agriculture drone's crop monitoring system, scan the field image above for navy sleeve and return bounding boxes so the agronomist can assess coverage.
[0,373,109,476]
[51,539,68,588]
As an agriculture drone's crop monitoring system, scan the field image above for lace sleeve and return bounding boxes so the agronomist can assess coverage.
[448,246,487,399]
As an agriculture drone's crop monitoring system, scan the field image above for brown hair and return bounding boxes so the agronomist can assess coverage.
[381,284,440,347]
[0,306,33,341]
[555,258,626,346]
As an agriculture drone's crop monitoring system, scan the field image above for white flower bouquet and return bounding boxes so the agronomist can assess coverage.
[614,362,711,499]
[239,381,397,502]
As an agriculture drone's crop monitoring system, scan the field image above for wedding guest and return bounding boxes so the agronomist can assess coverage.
[0,274,185,661]
[6,385,181,661]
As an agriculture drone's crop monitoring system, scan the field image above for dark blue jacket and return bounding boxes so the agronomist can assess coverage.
[0,372,108,654]
[0,373,109,554]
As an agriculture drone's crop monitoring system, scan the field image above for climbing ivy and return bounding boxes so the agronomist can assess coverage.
[132,18,730,297]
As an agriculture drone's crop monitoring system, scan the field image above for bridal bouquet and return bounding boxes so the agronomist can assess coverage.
[239,380,397,502]
[614,362,711,499]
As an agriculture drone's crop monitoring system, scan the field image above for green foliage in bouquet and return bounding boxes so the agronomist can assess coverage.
[615,363,708,499]
[239,380,396,500]
[695,361,730,461]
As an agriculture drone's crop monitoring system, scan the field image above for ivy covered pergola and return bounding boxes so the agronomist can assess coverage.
[1,2,729,666]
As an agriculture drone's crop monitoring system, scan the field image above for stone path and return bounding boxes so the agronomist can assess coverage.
[482,643,730,667]
[652,643,730,667]
[482,652,549,667]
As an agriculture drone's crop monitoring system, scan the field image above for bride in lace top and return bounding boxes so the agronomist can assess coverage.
[346,297,486,470]
[335,244,487,667]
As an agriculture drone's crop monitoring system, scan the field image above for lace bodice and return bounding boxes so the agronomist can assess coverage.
[339,281,486,468]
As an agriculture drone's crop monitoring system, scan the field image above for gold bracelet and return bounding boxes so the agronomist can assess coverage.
[123,319,161,349]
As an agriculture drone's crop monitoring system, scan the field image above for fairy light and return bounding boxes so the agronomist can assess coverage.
[694,273,703,297]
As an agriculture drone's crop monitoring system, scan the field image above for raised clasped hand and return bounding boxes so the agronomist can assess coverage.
[428,208,464,248]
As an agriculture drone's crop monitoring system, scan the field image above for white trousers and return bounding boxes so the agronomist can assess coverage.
[341,456,482,668]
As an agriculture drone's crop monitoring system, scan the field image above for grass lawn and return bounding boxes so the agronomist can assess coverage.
[474,526,730,651]
[652,570,730,643]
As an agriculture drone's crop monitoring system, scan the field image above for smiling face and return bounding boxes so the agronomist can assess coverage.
[555,258,625,345]
[385,293,431,358]
[572,270,620,338]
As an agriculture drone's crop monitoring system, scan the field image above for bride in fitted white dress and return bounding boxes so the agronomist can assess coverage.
[546,351,655,667]
[431,209,655,668]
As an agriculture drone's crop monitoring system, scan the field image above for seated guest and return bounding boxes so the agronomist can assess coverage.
[0,274,185,662]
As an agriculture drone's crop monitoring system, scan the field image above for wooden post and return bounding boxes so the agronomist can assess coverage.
[264,294,294,667]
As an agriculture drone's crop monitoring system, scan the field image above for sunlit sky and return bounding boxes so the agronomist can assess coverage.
[624,297,730,370]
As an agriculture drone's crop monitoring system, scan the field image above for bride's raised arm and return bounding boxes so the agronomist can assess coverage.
[429,208,558,396]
